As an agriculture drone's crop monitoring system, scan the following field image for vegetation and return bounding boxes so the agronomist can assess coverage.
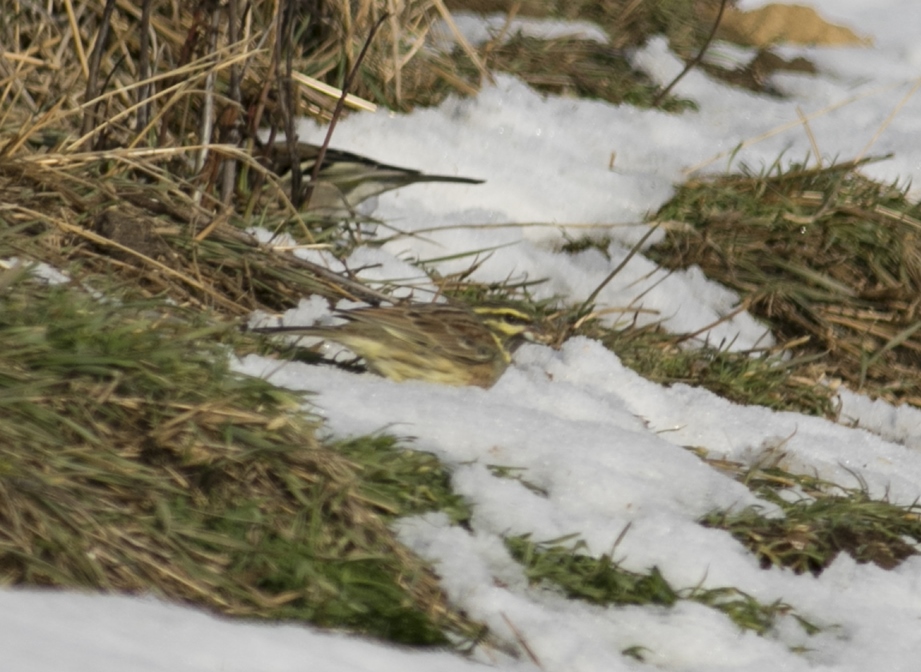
[2,0,920,664]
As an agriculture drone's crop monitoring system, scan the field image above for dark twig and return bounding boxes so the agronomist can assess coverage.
[277,0,301,206]
[499,613,544,669]
[80,0,118,144]
[135,0,153,135]
[651,0,728,108]
[220,0,244,204]
[301,13,390,211]
[577,222,662,317]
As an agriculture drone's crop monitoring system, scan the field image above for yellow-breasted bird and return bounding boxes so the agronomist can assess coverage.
[258,141,484,216]
[252,302,547,388]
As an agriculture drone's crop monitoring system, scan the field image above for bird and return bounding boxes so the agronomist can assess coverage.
[251,302,547,388]
[257,141,484,216]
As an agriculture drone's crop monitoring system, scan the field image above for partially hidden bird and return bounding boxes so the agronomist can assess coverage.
[252,302,548,388]
[258,141,484,216]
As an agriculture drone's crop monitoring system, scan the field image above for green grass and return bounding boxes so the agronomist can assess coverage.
[505,534,810,638]
[601,326,836,417]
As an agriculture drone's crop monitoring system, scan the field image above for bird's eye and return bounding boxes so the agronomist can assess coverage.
[503,313,532,325]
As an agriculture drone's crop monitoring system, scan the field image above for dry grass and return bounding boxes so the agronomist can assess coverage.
[440,0,812,102]
[0,149,391,317]
[446,32,695,110]
[0,0,442,321]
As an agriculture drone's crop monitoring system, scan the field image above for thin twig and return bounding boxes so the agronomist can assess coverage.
[221,0,243,205]
[796,105,822,169]
[302,13,390,211]
[499,613,544,669]
[80,0,118,143]
[135,0,153,135]
[279,0,300,205]
[673,296,754,345]
[651,0,727,108]
[578,222,662,316]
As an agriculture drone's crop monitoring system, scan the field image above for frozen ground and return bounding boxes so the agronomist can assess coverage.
[9,1,921,670]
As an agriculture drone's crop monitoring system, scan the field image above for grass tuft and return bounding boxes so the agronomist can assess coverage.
[0,251,474,645]
[701,463,921,576]
[505,534,811,636]
[649,158,921,408]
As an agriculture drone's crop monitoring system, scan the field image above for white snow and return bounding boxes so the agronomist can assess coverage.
[10,2,921,671]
